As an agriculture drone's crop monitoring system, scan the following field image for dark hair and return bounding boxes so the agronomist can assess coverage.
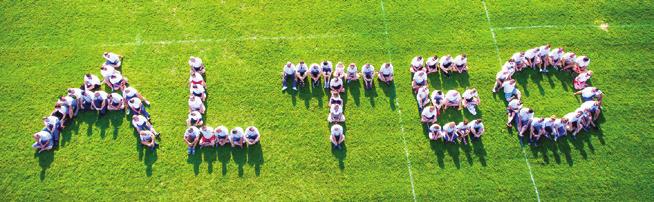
[323,61,328,65]
[477,119,483,123]
[583,57,589,62]
[528,109,534,113]
[85,73,91,77]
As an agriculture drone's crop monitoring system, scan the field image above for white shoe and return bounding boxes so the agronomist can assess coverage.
[282,86,287,91]
[492,88,496,93]
[292,87,297,91]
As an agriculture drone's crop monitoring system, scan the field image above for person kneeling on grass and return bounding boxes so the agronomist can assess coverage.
[431,90,445,112]
[107,93,125,111]
[468,119,485,140]
[184,126,200,155]
[199,126,216,148]
[443,122,458,143]
[529,118,545,146]
[456,120,470,145]
[574,87,604,103]
[296,61,309,87]
[426,55,439,74]
[410,56,424,73]
[330,124,345,149]
[453,54,468,73]
[328,104,346,123]
[538,44,551,71]
[190,84,206,102]
[187,111,203,126]
[310,63,322,87]
[420,105,437,124]
[517,108,534,139]
[378,63,394,85]
[245,126,260,146]
[329,77,345,94]
[548,47,564,70]
[564,111,583,139]
[322,61,333,88]
[462,88,480,115]
[439,55,453,77]
[132,115,159,136]
[214,126,229,146]
[230,127,245,148]
[552,118,568,141]
[524,48,541,70]
[83,74,101,91]
[416,86,431,111]
[345,63,359,84]
[502,79,521,102]
[189,56,205,75]
[574,70,592,90]
[511,52,526,71]
[92,91,108,116]
[429,124,444,141]
[188,96,205,114]
[361,63,375,89]
[581,100,602,121]
[32,130,53,153]
[128,97,150,119]
[506,98,523,128]
[411,70,428,93]
[444,90,462,110]
[103,52,123,68]
[139,130,158,151]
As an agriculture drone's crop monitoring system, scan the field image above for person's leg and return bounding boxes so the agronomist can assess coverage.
[141,106,150,119]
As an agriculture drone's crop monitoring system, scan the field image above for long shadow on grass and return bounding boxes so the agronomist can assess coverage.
[380,81,396,110]
[247,144,264,176]
[364,83,377,107]
[35,151,54,181]
[134,130,157,176]
[232,147,248,177]
[346,80,361,106]
[311,82,324,108]
[329,122,347,170]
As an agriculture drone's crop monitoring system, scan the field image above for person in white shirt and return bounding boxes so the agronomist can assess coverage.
[439,55,453,77]
[453,54,468,73]
[229,127,245,148]
[321,61,333,89]
[410,56,424,73]
[502,79,521,101]
[456,120,470,144]
[188,96,205,114]
[78,90,93,111]
[562,52,577,71]
[543,117,556,139]
[330,124,345,149]
[184,126,200,154]
[328,104,345,123]
[511,52,526,71]
[420,106,437,124]
[281,62,297,91]
[378,63,394,85]
[564,111,583,138]
[468,119,485,140]
[190,84,206,102]
[333,62,346,79]
[309,63,322,87]
[518,108,534,136]
[430,90,445,111]
[493,70,511,93]
[524,48,541,70]
[103,52,122,68]
[330,77,344,94]
[329,92,343,105]
[128,97,150,119]
[548,48,564,69]
[574,87,604,103]
[416,86,431,111]
[122,86,150,106]
[60,94,79,117]
[429,124,444,141]
[574,56,590,73]
[100,64,115,88]
[295,61,309,87]
[186,111,203,126]
[41,116,60,147]
[108,71,128,91]
[462,88,480,115]
[443,122,458,143]
[245,126,260,145]
[32,131,53,152]
[574,70,592,90]
[92,91,108,116]
[412,70,428,93]
[345,63,359,84]
[188,56,205,74]
[214,126,230,146]
[139,130,158,151]
[189,72,206,88]
[83,74,101,91]
[506,97,523,128]
[580,100,602,121]
[106,93,125,111]
[552,118,568,141]
[199,126,216,148]
[50,103,71,128]
[538,44,551,70]
[132,114,158,135]
[444,90,462,110]
[361,63,375,89]
[529,118,545,146]
[426,55,439,74]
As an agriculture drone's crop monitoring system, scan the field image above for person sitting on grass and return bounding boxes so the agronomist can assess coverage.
[107,93,125,111]
[468,119,485,140]
[322,61,333,88]
[411,70,428,93]
[548,47,564,70]
[416,86,430,111]
[538,44,551,71]
[511,52,526,71]
[410,56,424,73]
[108,71,127,92]
[333,62,346,80]
[190,84,206,102]
[517,108,534,137]
[42,116,60,147]
[543,117,555,139]
[188,56,205,75]
[492,69,510,93]
[229,127,245,148]
[573,70,592,90]
[189,72,206,88]
[310,63,322,87]
[92,91,108,116]
[329,92,343,105]
[453,54,468,73]
[100,64,115,88]
[281,62,296,91]
[103,52,123,68]
[443,122,458,143]
[462,88,480,115]
[68,88,83,107]
[420,105,437,124]
[139,130,158,151]
[378,63,394,85]
[50,103,69,128]
[188,96,205,114]
[564,110,583,139]
[426,55,439,74]
[245,126,260,145]
[199,126,215,148]
[32,130,53,153]
[456,120,470,145]
[123,86,150,107]
[444,90,462,110]
[330,124,345,149]
[214,126,229,146]
[430,90,445,112]
[438,55,453,77]
[132,115,159,136]
[529,118,545,146]
[502,79,521,102]
[328,104,345,123]
[524,48,541,70]
[574,56,590,73]
[574,87,604,103]
[329,77,344,94]
[186,111,203,126]
[345,63,359,84]
[79,90,93,111]
[552,118,568,141]
[506,98,523,128]
[577,107,595,130]
[428,123,444,141]
[581,100,602,121]
[561,52,577,71]
[296,61,309,87]
[83,74,101,91]
[127,97,150,119]
[184,126,200,155]
[361,63,375,89]
[60,95,79,118]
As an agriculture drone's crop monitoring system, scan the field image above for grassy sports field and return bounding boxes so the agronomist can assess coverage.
[1,0,653,201]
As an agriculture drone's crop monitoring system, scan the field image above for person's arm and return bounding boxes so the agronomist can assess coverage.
[137,93,150,105]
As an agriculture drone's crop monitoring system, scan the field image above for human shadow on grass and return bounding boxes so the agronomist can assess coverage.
[187,146,217,175]
[217,146,232,176]
[528,124,605,166]
[311,82,325,108]
[345,80,361,107]
[231,146,248,177]
[134,130,157,176]
[364,83,378,107]
[298,82,313,109]
[440,72,471,90]
[34,150,54,181]
[380,81,396,110]
[329,122,347,170]
[247,143,264,176]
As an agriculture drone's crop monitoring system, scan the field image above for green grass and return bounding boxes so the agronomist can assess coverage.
[1,0,653,201]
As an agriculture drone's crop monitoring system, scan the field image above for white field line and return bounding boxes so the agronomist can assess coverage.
[495,24,652,31]
[481,1,541,202]
[380,0,417,201]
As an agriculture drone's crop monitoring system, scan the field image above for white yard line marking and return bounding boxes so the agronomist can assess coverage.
[481,1,541,201]
[495,24,652,31]
[380,1,417,201]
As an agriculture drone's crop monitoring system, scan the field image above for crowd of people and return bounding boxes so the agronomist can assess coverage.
[184,57,260,155]
[33,52,158,152]
[495,45,604,146]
